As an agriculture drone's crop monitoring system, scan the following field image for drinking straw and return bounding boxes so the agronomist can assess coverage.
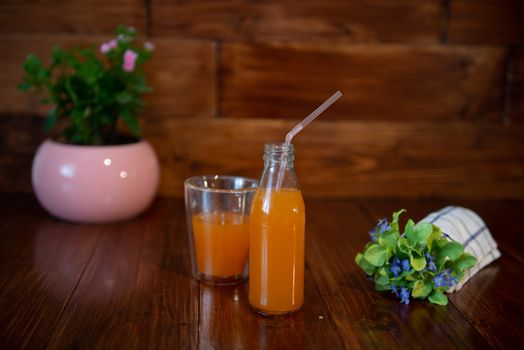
[285,91,342,145]
[275,91,342,189]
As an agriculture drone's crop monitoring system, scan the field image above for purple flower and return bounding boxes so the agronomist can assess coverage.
[399,287,410,304]
[377,218,391,234]
[369,229,377,242]
[391,285,399,297]
[122,49,138,72]
[390,264,401,277]
[433,269,458,289]
[369,218,391,242]
[389,256,401,277]
[100,39,117,54]
[433,274,445,288]
[392,285,410,304]
[401,259,410,272]
[424,252,437,272]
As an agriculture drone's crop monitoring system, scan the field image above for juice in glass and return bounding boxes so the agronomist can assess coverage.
[184,175,258,285]
[192,212,249,278]
[249,188,305,314]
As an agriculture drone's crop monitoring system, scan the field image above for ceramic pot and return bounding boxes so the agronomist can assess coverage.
[32,139,160,223]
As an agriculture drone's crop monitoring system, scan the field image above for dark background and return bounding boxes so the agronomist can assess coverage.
[1,0,523,199]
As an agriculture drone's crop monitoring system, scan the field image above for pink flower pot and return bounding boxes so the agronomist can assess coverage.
[32,139,160,223]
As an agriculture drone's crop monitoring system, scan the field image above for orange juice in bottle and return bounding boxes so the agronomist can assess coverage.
[249,143,305,315]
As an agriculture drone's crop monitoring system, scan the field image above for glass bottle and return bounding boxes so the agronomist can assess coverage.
[249,143,305,315]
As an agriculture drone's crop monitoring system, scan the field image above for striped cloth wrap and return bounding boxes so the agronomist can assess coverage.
[419,206,501,292]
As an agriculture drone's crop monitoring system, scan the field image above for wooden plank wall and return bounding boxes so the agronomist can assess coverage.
[0,0,523,199]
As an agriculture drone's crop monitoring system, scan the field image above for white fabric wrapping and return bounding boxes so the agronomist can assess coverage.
[419,206,501,292]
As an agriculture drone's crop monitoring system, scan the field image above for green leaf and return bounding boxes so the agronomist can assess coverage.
[404,219,415,237]
[407,222,432,245]
[409,251,426,271]
[453,253,477,271]
[431,237,448,253]
[437,241,464,264]
[120,109,141,136]
[405,274,417,281]
[135,84,153,93]
[355,253,376,275]
[375,283,390,292]
[363,244,388,267]
[415,222,433,237]
[454,270,464,282]
[70,107,84,122]
[428,290,448,305]
[64,78,79,105]
[116,91,133,104]
[23,54,42,74]
[51,45,67,66]
[396,237,413,255]
[412,280,433,298]
[427,224,442,248]
[410,252,427,271]
[374,267,389,287]
[392,209,406,224]
[17,81,32,91]
[44,108,58,131]
[40,97,53,104]
[378,230,399,250]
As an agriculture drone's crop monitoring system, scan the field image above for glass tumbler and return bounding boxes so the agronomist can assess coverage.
[184,175,258,285]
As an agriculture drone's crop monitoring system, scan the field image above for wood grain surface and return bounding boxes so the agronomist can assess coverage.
[510,48,524,122]
[449,0,524,44]
[0,195,102,348]
[1,194,522,348]
[0,0,146,34]
[145,118,524,199]
[46,200,199,349]
[0,116,46,193]
[220,42,506,121]
[143,38,217,118]
[2,116,523,199]
[151,0,442,43]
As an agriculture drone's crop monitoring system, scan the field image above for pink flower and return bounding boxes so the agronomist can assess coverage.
[144,41,155,51]
[100,39,117,54]
[122,49,138,72]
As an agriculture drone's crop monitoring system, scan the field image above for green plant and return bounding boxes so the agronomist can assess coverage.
[18,25,153,145]
[355,210,477,305]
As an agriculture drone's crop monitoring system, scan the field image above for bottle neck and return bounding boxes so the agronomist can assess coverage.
[259,143,299,190]
[263,143,294,166]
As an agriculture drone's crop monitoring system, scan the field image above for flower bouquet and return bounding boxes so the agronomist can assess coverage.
[355,210,477,305]
[18,25,153,145]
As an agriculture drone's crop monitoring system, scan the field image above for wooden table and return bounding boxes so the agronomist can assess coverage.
[1,194,522,349]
